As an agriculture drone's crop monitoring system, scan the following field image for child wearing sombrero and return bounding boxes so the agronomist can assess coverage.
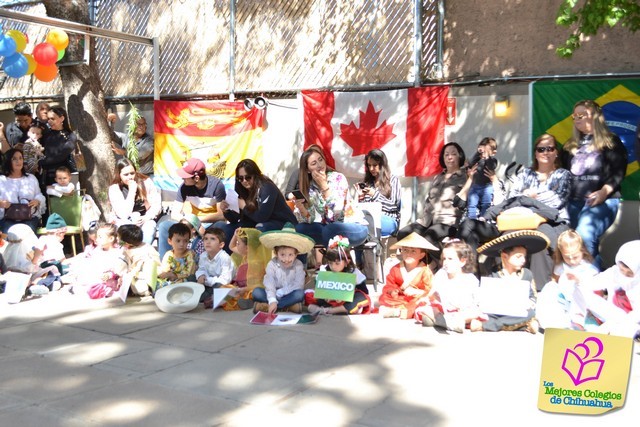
[378,232,436,319]
[473,230,549,333]
[254,223,315,314]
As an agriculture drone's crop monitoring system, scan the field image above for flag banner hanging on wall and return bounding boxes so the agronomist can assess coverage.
[532,79,640,201]
[301,87,449,178]
[153,100,265,191]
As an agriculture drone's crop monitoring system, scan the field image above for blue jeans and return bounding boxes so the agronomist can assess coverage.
[381,215,398,237]
[295,222,368,247]
[568,198,619,260]
[252,287,304,308]
[467,183,493,219]
[1,217,41,234]
[213,220,289,254]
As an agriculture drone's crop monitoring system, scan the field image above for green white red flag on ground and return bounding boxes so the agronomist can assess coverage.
[301,87,449,178]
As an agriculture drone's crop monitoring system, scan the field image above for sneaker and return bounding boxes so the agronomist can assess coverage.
[308,304,329,316]
[285,303,302,314]
[379,306,400,318]
[238,298,253,310]
[421,314,436,327]
[29,284,50,296]
[253,302,269,314]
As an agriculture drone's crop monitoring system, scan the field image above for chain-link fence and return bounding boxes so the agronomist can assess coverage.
[1,0,439,101]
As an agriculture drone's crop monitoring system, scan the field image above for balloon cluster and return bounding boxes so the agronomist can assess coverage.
[0,28,69,82]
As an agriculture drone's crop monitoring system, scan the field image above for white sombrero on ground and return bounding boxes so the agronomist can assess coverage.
[477,230,550,258]
[390,232,439,251]
[155,282,205,314]
[259,222,315,254]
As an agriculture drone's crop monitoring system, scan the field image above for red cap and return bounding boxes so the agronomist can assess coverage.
[177,158,206,178]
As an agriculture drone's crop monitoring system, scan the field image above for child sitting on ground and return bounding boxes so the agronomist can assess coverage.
[416,239,480,333]
[536,230,599,330]
[473,230,549,333]
[157,222,197,289]
[36,213,69,275]
[196,227,235,303]
[378,232,436,319]
[21,124,45,175]
[116,224,161,297]
[65,223,122,296]
[46,166,76,197]
[307,235,370,315]
[574,240,640,338]
[253,223,315,314]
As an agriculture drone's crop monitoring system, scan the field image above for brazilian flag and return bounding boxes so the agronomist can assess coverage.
[532,79,640,201]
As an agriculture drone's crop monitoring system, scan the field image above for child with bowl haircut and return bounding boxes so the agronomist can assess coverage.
[378,232,436,319]
[473,230,549,333]
[253,223,315,314]
[157,222,197,289]
[196,227,235,303]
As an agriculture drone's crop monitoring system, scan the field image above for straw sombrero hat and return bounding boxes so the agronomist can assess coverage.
[259,223,315,254]
[390,232,439,251]
[477,230,550,257]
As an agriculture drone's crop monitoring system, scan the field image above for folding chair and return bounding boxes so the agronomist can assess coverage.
[38,194,85,256]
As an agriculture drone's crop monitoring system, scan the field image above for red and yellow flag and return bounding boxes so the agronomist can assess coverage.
[153,100,265,190]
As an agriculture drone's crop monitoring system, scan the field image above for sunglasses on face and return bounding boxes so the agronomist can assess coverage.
[536,146,556,153]
[572,113,590,121]
[237,175,253,182]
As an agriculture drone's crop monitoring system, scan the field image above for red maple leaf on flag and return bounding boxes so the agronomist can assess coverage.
[339,101,397,156]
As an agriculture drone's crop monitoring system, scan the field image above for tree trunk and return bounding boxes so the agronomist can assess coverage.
[42,0,115,218]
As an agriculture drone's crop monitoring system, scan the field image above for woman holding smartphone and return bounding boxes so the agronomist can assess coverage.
[561,100,628,264]
[355,149,401,237]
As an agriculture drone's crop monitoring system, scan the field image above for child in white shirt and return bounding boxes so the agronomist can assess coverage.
[46,166,76,197]
[196,227,234,303]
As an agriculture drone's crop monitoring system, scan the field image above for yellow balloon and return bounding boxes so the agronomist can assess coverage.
[46,29,69,51]
[6,30,27,53]
[24,53,36,75]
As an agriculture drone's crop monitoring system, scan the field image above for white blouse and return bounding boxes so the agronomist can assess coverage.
[0,174,47,219]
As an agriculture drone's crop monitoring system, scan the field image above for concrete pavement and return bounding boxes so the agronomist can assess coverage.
[1,290,638,426]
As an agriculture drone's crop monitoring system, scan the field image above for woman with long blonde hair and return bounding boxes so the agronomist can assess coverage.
[561,100,628,265]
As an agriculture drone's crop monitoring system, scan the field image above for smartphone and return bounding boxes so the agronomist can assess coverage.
[291,189,307,202]
[357,182,366,189]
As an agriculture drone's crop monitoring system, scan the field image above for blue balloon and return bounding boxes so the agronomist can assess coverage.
[3,53,28,78]
[0,34,17,57]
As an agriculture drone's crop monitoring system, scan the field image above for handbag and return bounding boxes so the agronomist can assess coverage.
[73,141,87,172]
[5,203,32,221]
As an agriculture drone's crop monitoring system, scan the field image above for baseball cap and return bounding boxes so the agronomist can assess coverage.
[177,158,206,178]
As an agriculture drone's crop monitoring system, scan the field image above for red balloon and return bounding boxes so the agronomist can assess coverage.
[32,42,58,66]
[34,63,58,82]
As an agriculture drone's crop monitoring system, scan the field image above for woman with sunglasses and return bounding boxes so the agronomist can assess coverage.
[561,100,628,265]
[507,133,572,287]
[216,159,296,250]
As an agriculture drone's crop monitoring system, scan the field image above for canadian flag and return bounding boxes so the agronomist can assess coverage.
[301,87,449,178]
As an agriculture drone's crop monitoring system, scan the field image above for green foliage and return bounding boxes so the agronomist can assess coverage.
[125,102,141,169]
[556,0,640,57]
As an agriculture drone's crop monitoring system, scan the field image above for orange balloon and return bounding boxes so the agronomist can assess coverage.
[34,63,58,82]
[46,29,69,51]
[24,53,37,75]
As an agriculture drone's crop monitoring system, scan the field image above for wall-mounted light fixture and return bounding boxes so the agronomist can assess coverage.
[494,95,510,117]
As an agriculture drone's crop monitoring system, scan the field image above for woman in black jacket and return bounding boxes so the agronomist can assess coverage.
[38,106,77,186]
